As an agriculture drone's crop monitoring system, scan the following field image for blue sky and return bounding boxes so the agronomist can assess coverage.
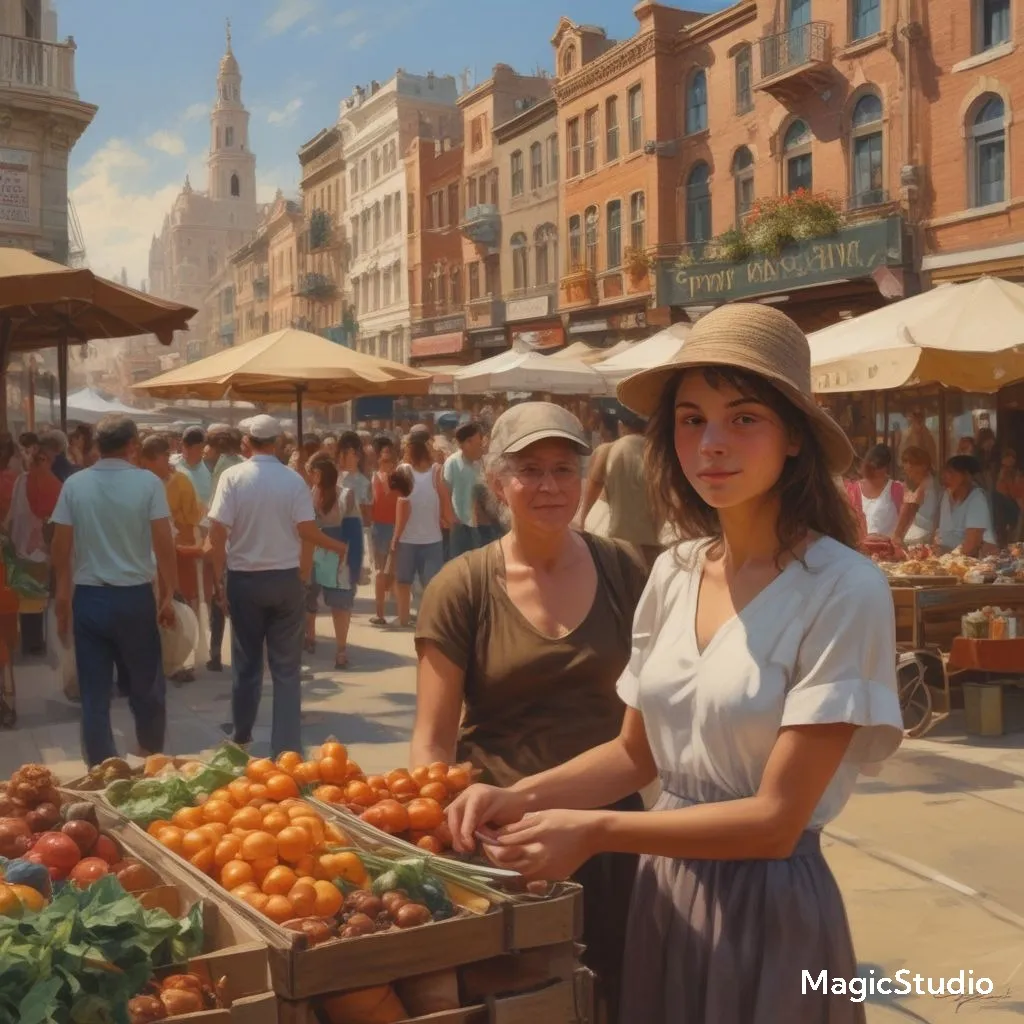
[58,0,726,288]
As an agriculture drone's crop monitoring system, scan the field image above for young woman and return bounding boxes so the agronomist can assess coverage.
[892,445,940,546]
[369,440,399,625]
[845,444,903,540]
[447,304,903,1024]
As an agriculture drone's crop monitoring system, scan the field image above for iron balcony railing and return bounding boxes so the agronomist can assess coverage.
[758,22,831,82]
[0,33,78,97]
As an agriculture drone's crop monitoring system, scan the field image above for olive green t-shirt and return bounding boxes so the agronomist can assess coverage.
[415,534,649,787]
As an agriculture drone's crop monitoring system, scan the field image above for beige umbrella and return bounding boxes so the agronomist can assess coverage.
[133,327,433,431]
[810,276,1024,394]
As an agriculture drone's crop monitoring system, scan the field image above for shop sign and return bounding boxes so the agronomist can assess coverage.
[569,319,608,335]
[410,331,464,358]
[506,295,550,322]
[411,314,466,340]
[511,325,564,350]
[471,329,507,350]
[0,149,32,226]
[656,215,906,306]
[609,310,646,330]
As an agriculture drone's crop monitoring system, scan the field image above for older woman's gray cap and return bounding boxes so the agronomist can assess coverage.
[489,402,591,456]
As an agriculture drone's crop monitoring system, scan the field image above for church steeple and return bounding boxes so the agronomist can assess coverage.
[208,20,255,203]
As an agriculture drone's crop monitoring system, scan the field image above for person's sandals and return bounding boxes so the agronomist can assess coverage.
[369,616,387,626]
[334,649,348,669]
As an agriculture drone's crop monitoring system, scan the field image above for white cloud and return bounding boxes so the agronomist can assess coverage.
[349,31,370,50]
[266,0,319,35]
[335,9,361,27]
[181,102,210,122]
[145,130,187,157]
[267,98,303,126]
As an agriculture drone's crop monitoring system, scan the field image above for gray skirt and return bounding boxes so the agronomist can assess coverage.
[619,784,865,1024]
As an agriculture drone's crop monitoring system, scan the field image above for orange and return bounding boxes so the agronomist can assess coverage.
[406,797,444,832]
[384,768,411,788]
[245,758,276,783]
[220,859,254,890]
[291,815,325,848]
[260,810,291,836]
[263,895,294,924]
[365,774,388,792]
[248,783,269,800]
[229,806,264,831]
[324,822,352,845]
[182,829,214,857]
[213,835,243,867]
[285,802,313,819]
[208,787,237,806]
[293,853,318,878]
[201,821,229,840]
[265,773,300,801]
[343,760,363,780]
[230,882,259,899]
[155,825,184,854]
[317,851,368,887]
[249,856,279,885]
[240,830,278,862]
[261,864,298,896]
[202,800,235,825]
[276,750,303,773]
[445,765,472,792]
[313,784,344,804]
[320,741,348,762]
[410,766,430,786]
[189,846,215,875]
[317,757,347,785]
[171,806,205,830]
[312,880,344,917]
[344,781,377,808]
[418,781,449,804]
[147,819,172,837]
[276,825,313,863]
[292,761,321,786]
[242,891,270,913]
[390,777,420,800]
[288,881,317,917]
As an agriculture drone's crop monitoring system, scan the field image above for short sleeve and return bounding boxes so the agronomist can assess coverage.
[782,563,903,768]
[415,556,476,673]
[291,479,316,524]
[208,473,234,527]
[175,476,202,527]
[442,457,455,488]
[51,482,73,526]
[615,550,671,708]
[965,489,995,543]
[148,477,170,521]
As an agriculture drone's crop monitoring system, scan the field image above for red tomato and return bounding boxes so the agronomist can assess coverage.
[33,832,82,871]
[91,834,121,866]
[69,857,110,888]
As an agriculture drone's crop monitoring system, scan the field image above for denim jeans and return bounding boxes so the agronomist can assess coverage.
[449,523,482,559]
[72,584,166,767]
[226,568,304,757]
[394,541,445,588]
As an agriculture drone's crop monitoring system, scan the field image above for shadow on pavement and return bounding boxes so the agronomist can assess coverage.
[857,750,1024,796]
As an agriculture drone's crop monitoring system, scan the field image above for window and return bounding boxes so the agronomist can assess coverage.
[393,259,402,300]
[511,150,524,197]
[407,195,415,234]
[851,93,884,207]
[970,95,1006,207]
[447,183,459,227]
[548,134,559,182]
[568,214,582,269]
[584,206,598,270]
[351,217,360,257]
[373,203,381,243]
[629,192,646,251]
[628,85,643,152]
[468,261,480,300]
[976,0,1011,52]
[383,195,392,237]
[686,70,708,135]
[852,0,881,40]
[605,97,619,161]
[784,119,813,193]
[490,169,499,206]
[466,177,476,209]
[350,167,358,196]
[530,142,543,189]
[686,163,712,247]
[371,151,380,182]
[511,232,528,290]
[735,45,753,114]
[230,173,240,197]
[225,126,235,147]
[561,44,577,75]
[383,267,392,306]
[427,191,440,229]
[606,200,622,269]
[359,159,367,190]
[732,146,755,224]
[567,117,581,178]
[584,107,598,172]
[450,266,461,305]
[471,116,485,152]
[535,225,552,286]
[484,257,499,296]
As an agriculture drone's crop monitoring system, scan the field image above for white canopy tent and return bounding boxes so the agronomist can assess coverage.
[32,387,172,426]
[548,340,635,365]
[595,323,692,383]
[453,347,609,395]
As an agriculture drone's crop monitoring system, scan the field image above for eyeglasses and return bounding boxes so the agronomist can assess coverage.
[509,465,580,487]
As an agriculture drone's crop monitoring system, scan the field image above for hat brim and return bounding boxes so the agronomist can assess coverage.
[616,356,854,476]
[502,428,592,456]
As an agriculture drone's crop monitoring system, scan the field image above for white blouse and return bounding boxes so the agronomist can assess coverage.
[617,536,903,829]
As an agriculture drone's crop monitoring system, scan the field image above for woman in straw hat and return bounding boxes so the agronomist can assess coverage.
[446,303,904,1023]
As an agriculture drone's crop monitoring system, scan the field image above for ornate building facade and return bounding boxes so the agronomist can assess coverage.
[148,25,260,362]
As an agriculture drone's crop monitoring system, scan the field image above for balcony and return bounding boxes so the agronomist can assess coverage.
[252,276,270,301]
[308,208,333,252]
[0,33,79,98]
[296,272,337,301]
[755,23,832,100]
[559,267,597,307]
[460,204,501,248]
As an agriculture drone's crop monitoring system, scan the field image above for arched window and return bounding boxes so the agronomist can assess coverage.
[970,95,1006,207]
[851,93,884,208]
[535,224,554,286]
[561,44,577,76]
[734,45,753,114]
[511,232,528,290]
[230,173,240,198]
[686,70,708,135]
[584,206,598,270]
[732,146,754,223]
[784,119,813,193]
[686,163,712,247]
[568,215,582,269]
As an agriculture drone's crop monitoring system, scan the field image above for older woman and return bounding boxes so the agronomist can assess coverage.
[936,454,997,556]
[411,402,648,1021]
[892,445,940,546]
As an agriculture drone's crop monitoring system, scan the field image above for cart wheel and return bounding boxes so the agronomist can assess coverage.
[897,655,934,738]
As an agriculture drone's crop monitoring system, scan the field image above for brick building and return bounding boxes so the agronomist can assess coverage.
[407,136,467,367]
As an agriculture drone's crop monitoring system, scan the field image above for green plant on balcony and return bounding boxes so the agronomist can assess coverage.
[743,190,843,256]
[624,246,654,277]
[309,209,332,250]
[711,228,751,262]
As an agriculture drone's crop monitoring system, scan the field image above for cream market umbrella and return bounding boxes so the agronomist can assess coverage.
[810,276,1024,394]
[32,387,172,426]
[133,327,432,432]
[453,347,608,395]
[596,323,692,383]
[548,340,634,365]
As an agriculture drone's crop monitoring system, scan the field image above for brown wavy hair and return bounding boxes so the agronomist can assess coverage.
[645,366,859,560]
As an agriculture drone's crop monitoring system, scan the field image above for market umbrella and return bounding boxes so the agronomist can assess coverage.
[452,347,609,396]
[548,340,634,365]
[595,323,692,383]
[32,387,172,426]
[0,249,196,427]
[809,276,1024,394]
[133,327,433,433]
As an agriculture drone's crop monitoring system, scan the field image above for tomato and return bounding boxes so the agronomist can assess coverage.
[68,857,110,888]
[92,834,122,866]
[33,833,81,872]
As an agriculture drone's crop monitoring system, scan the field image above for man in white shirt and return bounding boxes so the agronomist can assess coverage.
[207,415,348,755]
[936,454,997,555]
[50,415,178,767]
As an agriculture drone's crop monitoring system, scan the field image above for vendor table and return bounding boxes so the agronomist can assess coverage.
[891,583,1024,649]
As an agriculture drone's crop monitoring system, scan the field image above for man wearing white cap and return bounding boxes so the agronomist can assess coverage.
[207,415,348,755]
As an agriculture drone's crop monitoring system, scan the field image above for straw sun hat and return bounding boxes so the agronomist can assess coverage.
[616,303,855,475]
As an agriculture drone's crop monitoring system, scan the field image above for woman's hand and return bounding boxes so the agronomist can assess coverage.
[446,784,531,853]
[482,810,603,881]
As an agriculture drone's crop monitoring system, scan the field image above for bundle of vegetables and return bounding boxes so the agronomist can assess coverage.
[0,874,204,1024]
[105,744,250,826]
